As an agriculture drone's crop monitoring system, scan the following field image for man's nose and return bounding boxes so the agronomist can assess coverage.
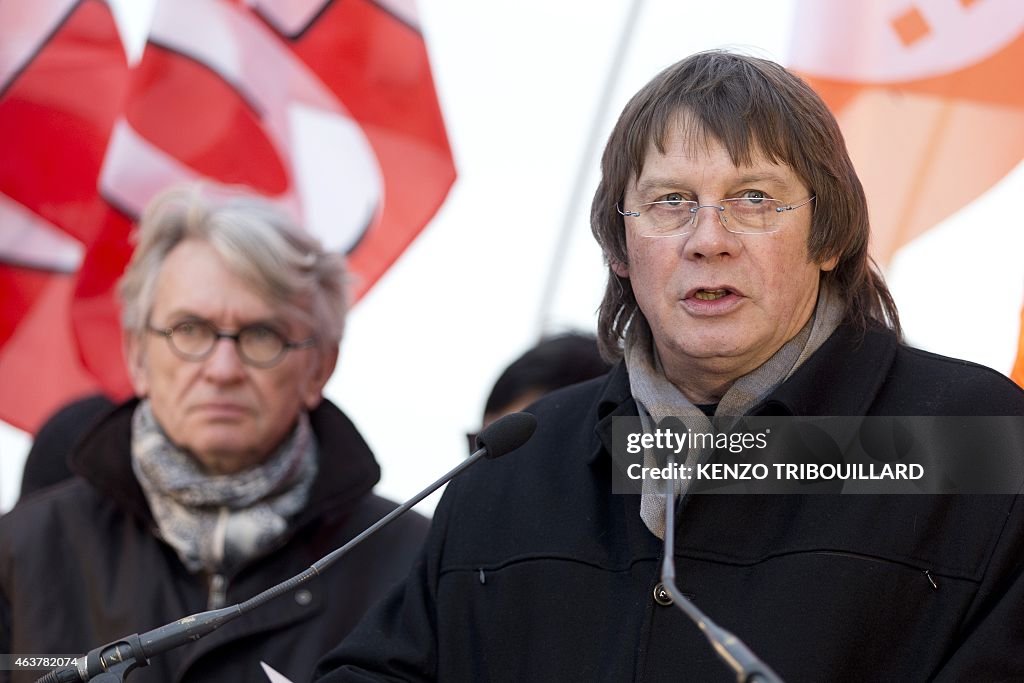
[682,204,740,260]
[202,337,246,381]
[687,203,728,231]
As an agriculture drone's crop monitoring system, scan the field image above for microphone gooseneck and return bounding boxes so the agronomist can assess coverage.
[661,452,784,683]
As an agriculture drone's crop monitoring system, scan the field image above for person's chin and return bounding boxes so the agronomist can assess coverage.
[188,435,261,470]
[190,426,254,454]
[671,324,751,358]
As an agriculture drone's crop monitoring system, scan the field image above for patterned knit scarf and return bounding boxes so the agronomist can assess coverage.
[131,401,318,574]
[626,286,844,539]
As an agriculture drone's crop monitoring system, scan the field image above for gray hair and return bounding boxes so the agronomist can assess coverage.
[118,184,348,349]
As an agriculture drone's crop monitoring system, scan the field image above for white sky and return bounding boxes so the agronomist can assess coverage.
[1,0,1022,512]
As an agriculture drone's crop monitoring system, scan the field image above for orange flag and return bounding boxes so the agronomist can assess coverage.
[789,1,1024,266]
[790,1,1024,385]
[1012,306,1024,387]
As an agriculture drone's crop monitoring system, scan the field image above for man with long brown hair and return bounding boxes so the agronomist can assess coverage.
[316,51,1024,682]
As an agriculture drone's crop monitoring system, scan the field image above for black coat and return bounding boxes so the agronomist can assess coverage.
[19,394,115,498]
[0,400,430,683]
[315,324,1024,682]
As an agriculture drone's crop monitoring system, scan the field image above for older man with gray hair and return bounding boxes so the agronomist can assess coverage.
[0,184,428,683]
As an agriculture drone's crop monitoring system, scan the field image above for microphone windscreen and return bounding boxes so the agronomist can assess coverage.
[476,412,537,459]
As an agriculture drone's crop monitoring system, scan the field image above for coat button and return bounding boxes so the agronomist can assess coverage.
[295,589,313,606]
[652,582,674,606]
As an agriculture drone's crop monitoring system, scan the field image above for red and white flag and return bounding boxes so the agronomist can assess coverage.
[0,0,130,431]
[0,0,455,432]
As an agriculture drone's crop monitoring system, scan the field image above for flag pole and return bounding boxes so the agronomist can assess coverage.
[535,0,646,336]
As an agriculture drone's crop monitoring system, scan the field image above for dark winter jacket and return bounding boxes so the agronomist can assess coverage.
[19,394,115,498]
[0,399,429,683]
[314,323,1024,682]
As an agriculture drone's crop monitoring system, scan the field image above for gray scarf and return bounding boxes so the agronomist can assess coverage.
[131,401,318,573]
[626,285,844,539]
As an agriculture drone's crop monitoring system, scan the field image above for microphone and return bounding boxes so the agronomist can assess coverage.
[660,453,784,683]
[474,411,537,459]
[38,412,538,683]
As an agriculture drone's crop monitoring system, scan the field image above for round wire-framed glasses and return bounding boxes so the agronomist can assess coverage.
[147,319,316,368]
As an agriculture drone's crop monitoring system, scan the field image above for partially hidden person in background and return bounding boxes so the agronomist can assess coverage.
[473,332,610,445]
[18,393,115,499]
[0,184,429,683]
[481,333,610,427]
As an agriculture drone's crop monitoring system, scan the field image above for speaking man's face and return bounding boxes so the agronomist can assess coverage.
[613,119,837,403]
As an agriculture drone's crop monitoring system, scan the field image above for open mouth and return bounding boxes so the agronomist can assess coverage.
[692,288,731,301]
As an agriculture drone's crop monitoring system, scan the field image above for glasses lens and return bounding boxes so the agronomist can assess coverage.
[721,197,782,233]
[169,320,216,358]
[238,325,286,365]
[642,200,698,236]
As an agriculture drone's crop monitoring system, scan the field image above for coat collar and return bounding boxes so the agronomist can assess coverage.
[752,322,898,417]
[590,322,900,465]
[70,398,381,530]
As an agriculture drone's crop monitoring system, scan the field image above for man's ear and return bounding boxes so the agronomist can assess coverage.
[820,254,839,272]
[302,345,339,410]
[123,329,149,397]
[611,259,630,278]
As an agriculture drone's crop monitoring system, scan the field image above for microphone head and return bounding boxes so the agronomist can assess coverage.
[476,412,537,459]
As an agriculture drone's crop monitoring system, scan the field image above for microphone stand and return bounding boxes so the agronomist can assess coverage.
[38,413,536,683]
[661,453,784,683]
